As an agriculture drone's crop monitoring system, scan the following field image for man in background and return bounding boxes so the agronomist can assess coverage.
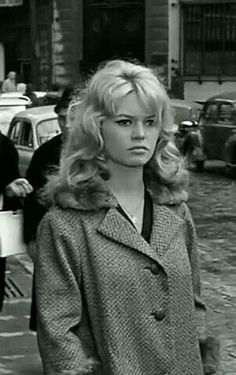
[23,87,75,330]
[1,71,17,93]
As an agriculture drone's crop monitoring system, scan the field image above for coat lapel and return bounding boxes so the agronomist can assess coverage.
[150,204,185,259]
[97,204,184,266]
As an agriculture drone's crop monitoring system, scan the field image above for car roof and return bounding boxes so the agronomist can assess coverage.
[170,98,202,110]
[13,105,57,121]
[0,97,28,106]
[206,91,236,102]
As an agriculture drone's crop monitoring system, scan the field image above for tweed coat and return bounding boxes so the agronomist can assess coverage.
[35,178,216,375]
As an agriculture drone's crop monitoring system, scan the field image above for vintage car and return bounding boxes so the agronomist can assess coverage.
[170,98,205,170]
[170,98,202,126]
[0,92,32,104]
[0,97,29,135]
[198,91,236,174]
[7,105,60,176]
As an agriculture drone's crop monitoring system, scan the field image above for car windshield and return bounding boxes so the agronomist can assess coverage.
[172,104,201,125]
[0,105,26,134]
[36,118,61,145]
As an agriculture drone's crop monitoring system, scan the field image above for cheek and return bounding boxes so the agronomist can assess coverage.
[148,129,159,148]
[102,127,124,151]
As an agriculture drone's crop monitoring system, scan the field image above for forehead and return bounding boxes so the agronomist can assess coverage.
[114,92,155,117]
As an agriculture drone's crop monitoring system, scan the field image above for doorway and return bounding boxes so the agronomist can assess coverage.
[83,0,145,76]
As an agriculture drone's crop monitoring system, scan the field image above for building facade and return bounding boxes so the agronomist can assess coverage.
[0,0,235,101]
[0,0,53,89]
[169,0,236,100]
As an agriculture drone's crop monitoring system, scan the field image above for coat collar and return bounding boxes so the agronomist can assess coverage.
[55,172,188,264]
[64,172,189,211]
[96,202,185,265]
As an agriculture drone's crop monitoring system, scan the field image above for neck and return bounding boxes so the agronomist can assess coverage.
[106,161,144,195]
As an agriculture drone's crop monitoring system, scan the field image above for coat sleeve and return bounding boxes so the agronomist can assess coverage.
[0,135,21,210]
[183,203,219,375]
[35,210,101,375]
[23,148,48,243]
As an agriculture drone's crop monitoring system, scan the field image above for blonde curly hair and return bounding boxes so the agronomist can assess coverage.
[45,59,187,206]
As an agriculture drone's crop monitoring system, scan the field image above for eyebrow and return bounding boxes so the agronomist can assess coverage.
[115,114,156,119]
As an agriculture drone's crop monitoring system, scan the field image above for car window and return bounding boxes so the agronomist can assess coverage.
[20,121,33,148]
[171,106,190,124]
[218,103,234,124]
[8,120,22,145]
[36,118,60,145]
[203,103,218,122]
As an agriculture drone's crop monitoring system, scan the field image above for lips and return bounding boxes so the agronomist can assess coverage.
[128,146,148,151]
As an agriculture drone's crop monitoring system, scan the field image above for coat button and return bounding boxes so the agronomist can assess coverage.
[154,308,166,321]
[150,263,160,275]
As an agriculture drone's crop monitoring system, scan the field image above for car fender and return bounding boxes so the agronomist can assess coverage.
[224,133,236,165]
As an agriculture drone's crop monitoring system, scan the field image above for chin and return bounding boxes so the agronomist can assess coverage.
[123,159,148,168]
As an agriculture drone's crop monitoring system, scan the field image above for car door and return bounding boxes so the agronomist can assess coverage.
[200,100,235,160]
[199,101,219,159]
[216,102,236,161]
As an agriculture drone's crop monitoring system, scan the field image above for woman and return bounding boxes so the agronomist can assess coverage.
[0,132,33,311]
[35,60,218,375]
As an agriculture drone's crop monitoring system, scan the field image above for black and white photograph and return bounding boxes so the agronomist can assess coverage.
[0,0,235,374]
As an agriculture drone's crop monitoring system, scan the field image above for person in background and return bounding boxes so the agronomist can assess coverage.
[1,71,17,93]
[0,132,33,311]
[16,82,26,95]
[23,87,75,330]
[24,83,38,107]
[35,60,219,375]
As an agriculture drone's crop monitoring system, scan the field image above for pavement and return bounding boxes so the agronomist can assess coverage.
[0,161,236,374]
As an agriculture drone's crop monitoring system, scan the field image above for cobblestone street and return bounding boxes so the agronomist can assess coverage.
[188,166,236,375]
[0,163,235,374]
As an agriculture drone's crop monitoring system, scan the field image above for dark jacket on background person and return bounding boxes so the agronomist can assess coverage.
[0,133,21,311]
[24,84,38,107]
[0,133,21,211]
[23,133,62,330]
[23,86,74,330]
[23,133,62,244]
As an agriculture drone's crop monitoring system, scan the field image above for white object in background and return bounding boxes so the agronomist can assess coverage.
[0,210,27,257]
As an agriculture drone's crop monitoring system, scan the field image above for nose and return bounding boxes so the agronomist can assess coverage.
[132,121,145,139]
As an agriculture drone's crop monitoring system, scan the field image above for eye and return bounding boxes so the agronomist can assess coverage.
[145,118,155,127]
[115,119,132,127]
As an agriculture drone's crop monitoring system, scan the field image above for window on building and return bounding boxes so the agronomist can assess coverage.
[182,2,236,77]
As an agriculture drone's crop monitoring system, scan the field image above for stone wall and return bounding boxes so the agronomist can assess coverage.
[52,0,82,88]
[145,0,169,71]
[51,0,169,89]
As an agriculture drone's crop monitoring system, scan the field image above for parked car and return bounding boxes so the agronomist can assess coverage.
[170,98,205,170]
[1,90,48,106]
[0,92,32,104]
[170,98,202,126]
[0,97,29,135]
[7,105,60,176]
[198,91,236,175]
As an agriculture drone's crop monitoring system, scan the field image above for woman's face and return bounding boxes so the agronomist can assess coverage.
[101,92,159,168]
